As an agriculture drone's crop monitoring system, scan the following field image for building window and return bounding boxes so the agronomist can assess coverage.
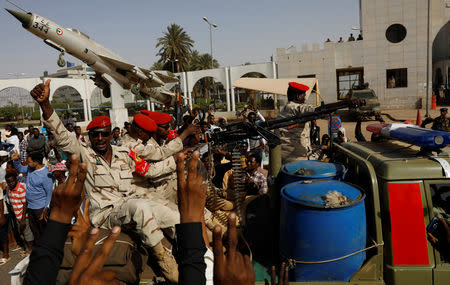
[386,68,407,88]
[336,68,364,100]
[386,24,407,43]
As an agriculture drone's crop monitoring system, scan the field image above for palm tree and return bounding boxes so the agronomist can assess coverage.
[187,50,201,71]
[189,52,219,99]
[156,24,194,72]
[190,53,219,71]
[149,61,166,71]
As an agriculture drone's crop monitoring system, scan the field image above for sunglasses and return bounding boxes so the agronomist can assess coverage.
[89,131,111,138]
[159,124,170,130]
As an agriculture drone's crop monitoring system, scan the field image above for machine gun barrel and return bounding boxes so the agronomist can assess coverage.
[209,99,364,147]
[262,99,363,130]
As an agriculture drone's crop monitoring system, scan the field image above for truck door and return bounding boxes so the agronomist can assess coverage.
[423,182,450,285]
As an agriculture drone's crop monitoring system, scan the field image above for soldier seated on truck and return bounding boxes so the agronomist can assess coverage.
[421,107,450,132]
[29,80,180,283]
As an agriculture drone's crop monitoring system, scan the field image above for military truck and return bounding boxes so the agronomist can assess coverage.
[258,139,449,284]
[339,84,381,121]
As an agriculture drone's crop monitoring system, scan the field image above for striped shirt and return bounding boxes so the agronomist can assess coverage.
[7,182,27,221]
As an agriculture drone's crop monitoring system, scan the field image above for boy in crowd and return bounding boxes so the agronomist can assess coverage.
[6,172,34,256]
[0,186,9,265]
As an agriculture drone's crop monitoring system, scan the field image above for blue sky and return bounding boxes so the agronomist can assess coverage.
[1,0,359,78]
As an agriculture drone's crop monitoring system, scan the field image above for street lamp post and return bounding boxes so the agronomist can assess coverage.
[203,17,218,109]
[170,59,179,73]
[203,17,218,69]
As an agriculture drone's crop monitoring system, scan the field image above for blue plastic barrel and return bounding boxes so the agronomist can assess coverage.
[280,180,366,281]
[280,160,346,185]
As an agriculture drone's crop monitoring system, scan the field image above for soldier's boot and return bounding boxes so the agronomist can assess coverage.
[152,242,178,283]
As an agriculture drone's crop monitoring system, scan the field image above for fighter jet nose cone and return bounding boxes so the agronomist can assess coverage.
[5,9,32,28]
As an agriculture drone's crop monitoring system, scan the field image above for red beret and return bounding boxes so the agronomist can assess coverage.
[133,114,157,132]
[288,82,309,92]
[140,110,172,125]
[86,115,111,130]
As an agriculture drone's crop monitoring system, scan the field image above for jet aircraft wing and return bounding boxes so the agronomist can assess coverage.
[152,71,179,84]
[96,53,178,88]
[97,53,136,71]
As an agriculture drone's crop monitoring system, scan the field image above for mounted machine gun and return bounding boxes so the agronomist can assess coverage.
[209,98,365,147]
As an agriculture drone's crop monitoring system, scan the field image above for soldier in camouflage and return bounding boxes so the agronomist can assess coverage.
[136,111,198,204]
[122,114,181,205]
[432,108,450,132]
[277,82,316,163]
[30,80,179,283]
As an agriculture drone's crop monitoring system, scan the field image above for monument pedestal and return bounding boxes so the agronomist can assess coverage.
[109,108,128,129]
[102,74,129,128]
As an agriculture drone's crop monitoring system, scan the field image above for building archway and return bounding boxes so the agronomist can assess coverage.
[432,20,450,105]
[191,76,226,111]
[234,72,275,109]
[52,85,85,121]
[90,87,111,117]
[0,87,36,123]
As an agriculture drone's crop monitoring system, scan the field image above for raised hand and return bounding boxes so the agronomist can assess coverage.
[176,150,207,223]
[11,149,19,161]
[30,79,51,105]
[68,227,121,285]
[213,213,255,285]
[68,200,92,256]
[264,262,289,285]
[49,154,87,224]
[438,216,450,245]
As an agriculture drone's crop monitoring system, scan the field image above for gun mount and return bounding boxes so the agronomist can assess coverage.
[209,99,365,147]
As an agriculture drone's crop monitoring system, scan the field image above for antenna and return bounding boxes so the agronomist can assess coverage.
[6,0,28,13]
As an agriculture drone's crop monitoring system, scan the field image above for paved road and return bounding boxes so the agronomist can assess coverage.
[0,248,26,285]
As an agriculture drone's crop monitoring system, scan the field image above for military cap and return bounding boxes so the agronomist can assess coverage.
[440,108,448,112]
[140,110,172,125]
[86,115,110,130]
[133,114,157,132]
[288,82,309,92]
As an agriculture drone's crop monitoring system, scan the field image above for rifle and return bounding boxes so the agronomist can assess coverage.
[174,76,189,128]
[209,99,364,147]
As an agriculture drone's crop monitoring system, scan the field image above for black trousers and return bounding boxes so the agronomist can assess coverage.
[28,208,45,243]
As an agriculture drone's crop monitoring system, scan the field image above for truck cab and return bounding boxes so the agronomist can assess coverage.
[330,140,450,285]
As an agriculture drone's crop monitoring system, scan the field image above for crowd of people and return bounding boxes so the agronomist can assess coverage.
[0,79,287,285]
[0,123,65,265]
[0,78,449,285]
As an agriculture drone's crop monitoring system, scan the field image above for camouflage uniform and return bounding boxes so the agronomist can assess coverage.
[432,116,450,132]
[122,134,179,204]
[122,134,183,161]
[44,111,179,247]
[277,101,315,163]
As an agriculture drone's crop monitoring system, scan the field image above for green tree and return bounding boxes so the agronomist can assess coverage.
[189,52,219,71]
[150,61,166,71]
[0,103,20,121]
[156,23,194,72]
[189,51,220,99]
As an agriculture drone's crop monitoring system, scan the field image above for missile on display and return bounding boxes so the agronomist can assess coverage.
[6,9,177,105]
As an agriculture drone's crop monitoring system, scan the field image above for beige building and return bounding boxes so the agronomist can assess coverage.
[277,0,450,110]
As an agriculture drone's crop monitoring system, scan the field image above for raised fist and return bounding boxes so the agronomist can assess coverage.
[30,79,51,105]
